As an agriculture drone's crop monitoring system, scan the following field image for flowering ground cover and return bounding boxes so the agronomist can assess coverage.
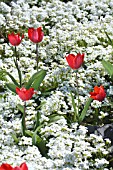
[1,0,113,169]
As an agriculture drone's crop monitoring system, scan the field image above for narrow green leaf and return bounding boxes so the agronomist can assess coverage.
[102,60,113,80]
[17,104,24,113]
[48,114,63,123]
[32,132,39,145]
[35,112,41,129]
[0,70,19,87]
[32,133,48,157]
[31,78,42,90]
[32,124,44,145]
[6,83,17,93]
[12,133,19,144]
[79,98,93,123]
[25,70,46,89]
[25,130,33,137]
[104,31,113,47]
[105,31,112,43]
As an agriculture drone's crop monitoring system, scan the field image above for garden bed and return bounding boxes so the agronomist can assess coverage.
[0,0,113,169]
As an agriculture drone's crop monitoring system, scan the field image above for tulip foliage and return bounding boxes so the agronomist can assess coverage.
[66,53,106,123]
[102,60,113,81]
[0,26,108,159]
[0,27,49,157]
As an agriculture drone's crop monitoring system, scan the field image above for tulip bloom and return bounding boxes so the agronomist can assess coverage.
[0,162,28,170]
[66,53,84,69]
[28,27,44,43]
[8,33,24,46]
[16,87,34,101]
[90,86,106,102]
[0,163,13,170]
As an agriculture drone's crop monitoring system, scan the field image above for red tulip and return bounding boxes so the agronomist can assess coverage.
[0,163,28,170]
[0,163,13,170]
[14,163,28,170]
[8,33,24,46]
[90,86,106,102]
[16,87,35,101]
[66,53,84,69]
[28,27,44,43]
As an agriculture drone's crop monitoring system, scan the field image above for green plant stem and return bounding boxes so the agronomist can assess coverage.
[14,46,22,87]
[70,91,78,122]
[75,70,79,116]
[22,101,26,136]
[15,46,19,61]
[36,43,39,71]
[95,108,99,125]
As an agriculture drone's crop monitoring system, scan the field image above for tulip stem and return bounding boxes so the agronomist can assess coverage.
[22,101,26,136]
[36,43,39,71]
[15,46,19,61]
[75,70,79,116]
[95,108,99,125]
[14,47,22,87]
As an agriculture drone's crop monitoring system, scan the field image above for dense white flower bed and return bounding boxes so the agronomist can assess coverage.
[0,0,113,169]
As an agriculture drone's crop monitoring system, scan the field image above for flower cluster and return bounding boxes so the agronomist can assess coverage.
[0,163,28,170]
[8,27,44,46]
[0,0,112,169]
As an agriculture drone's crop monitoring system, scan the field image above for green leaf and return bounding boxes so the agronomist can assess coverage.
[32,132,48,157]
[102,60,113,80]
[25,130,33,137]
[79,98,93,123]
[34,112,41,129]
[0,70,19,87]
[48,114,63,123]
[17,104,24,113]
[12,133,19,144]
[104,31,113,47]
[6,83,17,93]
[25,70,46,89]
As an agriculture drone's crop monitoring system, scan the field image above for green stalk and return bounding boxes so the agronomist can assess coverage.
[15,46,19,61]
[75,70,79,116]
[14,46,22,87]
[36,43,39,71]
[21,101,26,136]
[70,91,78,122]
[95,108,99,125]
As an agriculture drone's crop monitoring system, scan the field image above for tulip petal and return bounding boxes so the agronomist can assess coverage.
[20,163,28,170]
